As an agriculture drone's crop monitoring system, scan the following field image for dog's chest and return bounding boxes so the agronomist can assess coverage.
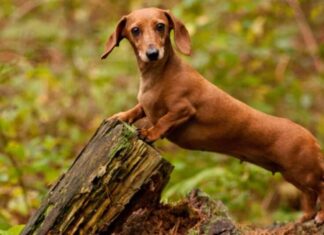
[138,86,167,124]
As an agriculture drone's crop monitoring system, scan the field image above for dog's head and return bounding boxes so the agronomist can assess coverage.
[101,8,191,62]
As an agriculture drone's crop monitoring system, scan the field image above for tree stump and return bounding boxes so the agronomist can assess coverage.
[21,120,173,235]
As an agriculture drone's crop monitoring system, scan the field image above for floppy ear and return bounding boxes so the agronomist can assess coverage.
[101,16,127,59]
[164,10,191,56]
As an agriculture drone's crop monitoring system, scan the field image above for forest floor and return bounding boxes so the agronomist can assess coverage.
[109,189,324,235]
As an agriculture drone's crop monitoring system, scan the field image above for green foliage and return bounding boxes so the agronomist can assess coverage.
[0,225,24,235]
[0,0,323,229]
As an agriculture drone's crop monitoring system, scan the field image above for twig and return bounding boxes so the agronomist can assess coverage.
[286,0,324,73]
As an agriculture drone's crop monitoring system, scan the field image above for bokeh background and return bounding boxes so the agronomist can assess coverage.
[1,0,324,232]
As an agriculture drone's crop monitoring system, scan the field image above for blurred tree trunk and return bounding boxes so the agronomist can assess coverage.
[21,120,173,235]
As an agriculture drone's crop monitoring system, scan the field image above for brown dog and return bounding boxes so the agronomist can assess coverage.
[102,8,324,224]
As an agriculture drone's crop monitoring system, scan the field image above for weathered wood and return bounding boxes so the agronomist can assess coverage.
[21,119,173,235]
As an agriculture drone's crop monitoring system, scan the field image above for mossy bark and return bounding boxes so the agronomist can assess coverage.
[21,120,173,235]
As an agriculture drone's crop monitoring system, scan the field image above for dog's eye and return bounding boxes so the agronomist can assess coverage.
[156,23,165,32]
[131,27,140,36]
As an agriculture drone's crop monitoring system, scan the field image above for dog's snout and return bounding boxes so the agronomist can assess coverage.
[146,47,159,61]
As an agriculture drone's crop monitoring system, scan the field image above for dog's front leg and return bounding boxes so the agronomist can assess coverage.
[137,104,196,143]
[107,103,145,124]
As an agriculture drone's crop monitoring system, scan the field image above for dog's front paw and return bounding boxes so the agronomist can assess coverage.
[136,128,160,144]
[106,112,132,123]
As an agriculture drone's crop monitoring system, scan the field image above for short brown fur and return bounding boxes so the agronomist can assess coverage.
[102,8,324,224]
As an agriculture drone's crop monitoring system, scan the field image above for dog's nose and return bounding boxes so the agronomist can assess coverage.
[146,48,159,61]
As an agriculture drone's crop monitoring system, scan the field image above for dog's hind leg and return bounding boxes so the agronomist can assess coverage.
[282,169,318,223]
[299,190,317,222]
[315,176,324,224]
[314,155,324,224]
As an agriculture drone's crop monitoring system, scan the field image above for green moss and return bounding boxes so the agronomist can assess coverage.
[44,204,54,217]
[108,123,136,159]
[121,122,137,139]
